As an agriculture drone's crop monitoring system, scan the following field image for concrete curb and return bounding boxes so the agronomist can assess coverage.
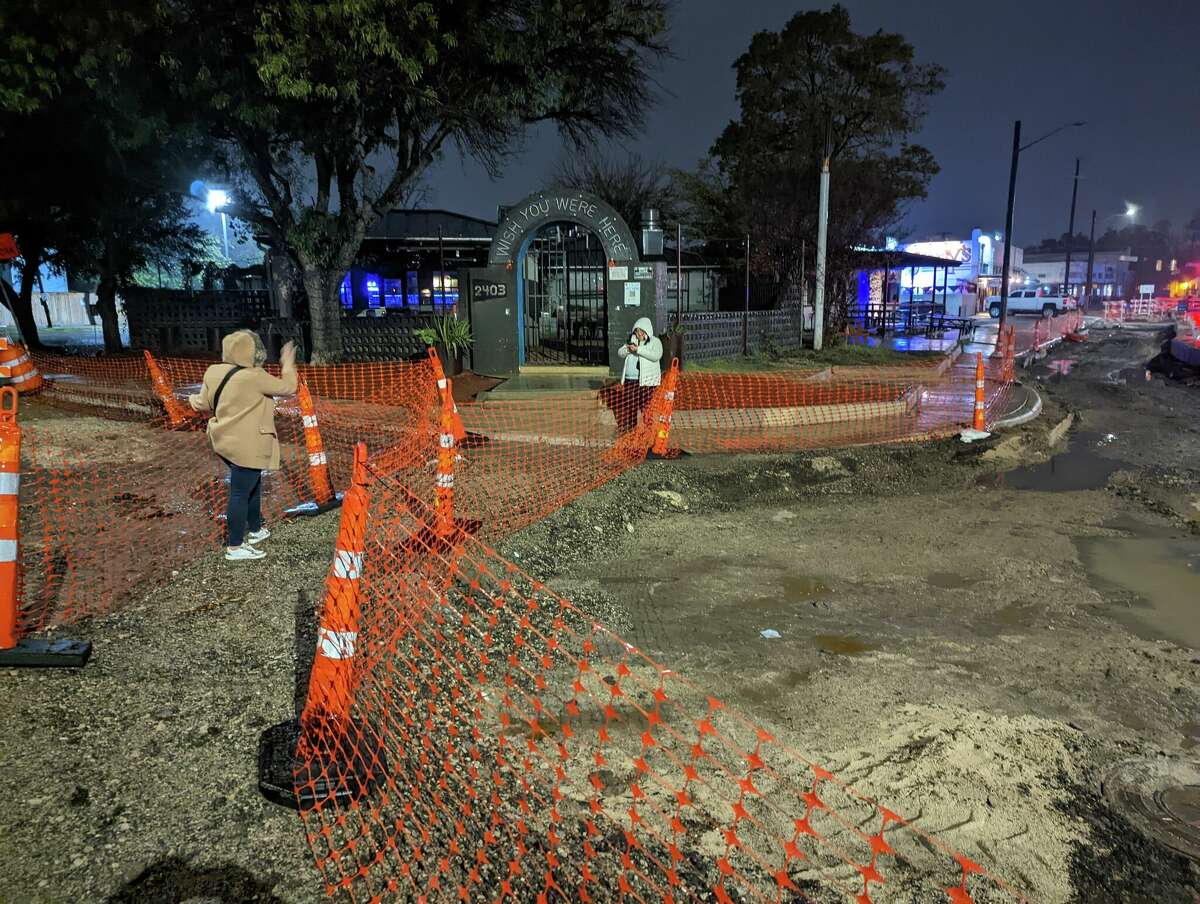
[991,383,1043,430]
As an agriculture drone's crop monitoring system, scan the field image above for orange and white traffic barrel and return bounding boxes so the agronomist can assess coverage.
[0,339,43,393]
[0,387,20,651]
[973,352,986,431]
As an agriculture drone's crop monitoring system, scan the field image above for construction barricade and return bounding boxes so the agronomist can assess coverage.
[14,351,438,637]
[289,461,1028,903]
[0,339,43,393]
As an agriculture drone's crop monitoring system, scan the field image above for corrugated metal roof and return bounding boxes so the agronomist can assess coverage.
[369,209,497,240]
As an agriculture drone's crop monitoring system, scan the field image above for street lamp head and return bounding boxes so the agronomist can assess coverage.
[1124,203,1139,219]
[206,189,229,213]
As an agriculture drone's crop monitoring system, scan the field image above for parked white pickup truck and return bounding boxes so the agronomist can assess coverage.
[988,288,1076,319]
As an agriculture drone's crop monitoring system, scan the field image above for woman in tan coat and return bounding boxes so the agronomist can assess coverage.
[189,331,298,561]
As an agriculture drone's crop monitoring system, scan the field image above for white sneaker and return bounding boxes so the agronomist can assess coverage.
[225,544,266,561]
[246,528,271,545]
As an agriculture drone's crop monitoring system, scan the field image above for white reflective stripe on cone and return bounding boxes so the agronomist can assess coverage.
[0,539,16,563]
[333,549,364,580]
[6,354,29,368]
[302,415,318,429]
[439,433,454,448]
[436,473,454,489]
[11,371,36,383]
[317,627,357,659]
[437,378,447,390]
[0,472,18,495]
[309,452,327,466]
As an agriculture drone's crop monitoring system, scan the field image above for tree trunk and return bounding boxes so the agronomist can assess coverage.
[302,267,344,363]
[96,277,123,353]
[267,250,300,319]
[13,244,45,348]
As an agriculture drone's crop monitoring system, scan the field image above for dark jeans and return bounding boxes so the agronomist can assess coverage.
[222,458,262,548]
[614,381,654,434]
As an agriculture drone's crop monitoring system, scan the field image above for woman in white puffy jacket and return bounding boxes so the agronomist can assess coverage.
[615,316,662,433]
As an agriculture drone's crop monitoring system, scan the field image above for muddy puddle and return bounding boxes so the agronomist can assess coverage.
[997,431,1128,492]
[925,571,976,590]
[813,634,874,655]
[1077,532,1200,650]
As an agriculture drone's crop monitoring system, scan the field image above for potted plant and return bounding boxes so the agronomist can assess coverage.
[416,315,473,376]
[660,318,687,370]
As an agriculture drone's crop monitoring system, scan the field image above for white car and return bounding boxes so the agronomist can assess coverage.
[988,289,1075,319]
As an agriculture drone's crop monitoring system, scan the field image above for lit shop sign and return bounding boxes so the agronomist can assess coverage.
[905,240,972,263]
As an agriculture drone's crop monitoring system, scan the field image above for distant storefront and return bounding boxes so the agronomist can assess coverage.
[1023,249,1139,300]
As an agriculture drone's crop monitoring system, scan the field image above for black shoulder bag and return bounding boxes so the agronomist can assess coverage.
[210,364,244,416]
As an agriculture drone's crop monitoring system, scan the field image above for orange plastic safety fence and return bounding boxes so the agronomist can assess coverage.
[1006,311,1084,357]
[15,346,1015,634]
[15,355,438,634]
[292,467,1028,904]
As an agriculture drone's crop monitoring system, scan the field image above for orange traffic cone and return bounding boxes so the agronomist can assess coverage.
[434,383,456,538]
[282,443,385,810]
[426,347,466,443]
[285,375,341,516]
[648,358,684,460]
[0,388,90,667]
[144,350,192,428]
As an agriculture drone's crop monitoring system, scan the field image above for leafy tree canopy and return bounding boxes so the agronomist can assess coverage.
[145,0,668,361]
[0,0,207,349]
[679,4,944,324]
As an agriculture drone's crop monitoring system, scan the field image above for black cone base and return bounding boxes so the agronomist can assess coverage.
[0,638,92,668]
[258,718,387,812]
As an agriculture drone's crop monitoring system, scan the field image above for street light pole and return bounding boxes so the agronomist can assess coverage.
[997,120,1021,337]
[1063,158,1080,298]
[1084,209,1097,310]
[813,142,831,351]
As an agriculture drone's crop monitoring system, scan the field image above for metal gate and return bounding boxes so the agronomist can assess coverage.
[522,224,608,365]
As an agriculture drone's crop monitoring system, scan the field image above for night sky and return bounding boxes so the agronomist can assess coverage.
[425,0,1200,246]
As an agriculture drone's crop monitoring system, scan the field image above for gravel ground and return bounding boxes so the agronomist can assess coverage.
[2,329,1198,903]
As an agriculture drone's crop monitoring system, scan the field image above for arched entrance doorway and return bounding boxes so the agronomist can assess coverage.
[466,190,652,375]
[521,222,609,365]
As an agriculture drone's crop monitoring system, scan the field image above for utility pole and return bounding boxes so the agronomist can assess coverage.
[742,234,750,355]
[1084,209,1097,310]
[1063,158,1080,298]
[997,120,1021,336]
[676,222,683,320]
[438,225,446,312]
[813,125,832,350]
